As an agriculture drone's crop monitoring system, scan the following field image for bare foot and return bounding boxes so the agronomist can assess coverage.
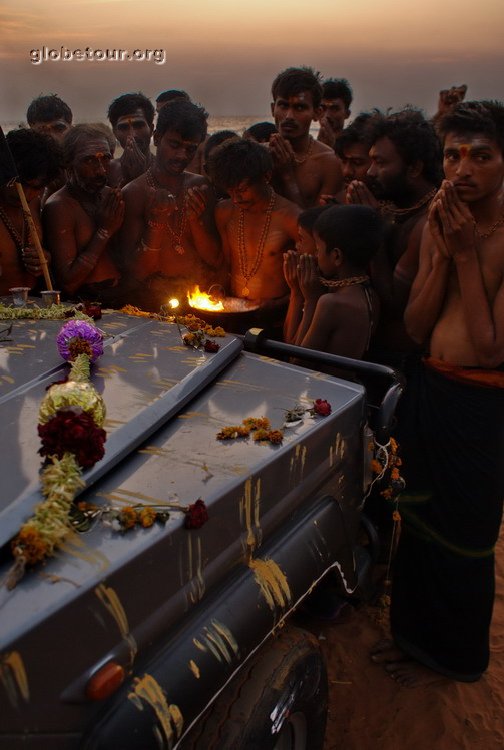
[385,660,450,688]
[370,638,406,663]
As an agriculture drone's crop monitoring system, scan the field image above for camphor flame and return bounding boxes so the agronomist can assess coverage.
[187,286,224,312]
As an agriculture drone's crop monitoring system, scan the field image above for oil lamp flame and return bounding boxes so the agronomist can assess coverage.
[187,286,224,311]
[168,298,180,309]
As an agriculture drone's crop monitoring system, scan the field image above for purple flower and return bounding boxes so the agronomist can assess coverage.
[56,320,104,362]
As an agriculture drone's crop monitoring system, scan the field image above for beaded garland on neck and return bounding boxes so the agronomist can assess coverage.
[319,274,370,289]
[475,212,504,240]
[381,188,437,221]
[293,136,314,165]
[145,167,187,255]
[237,189,276,297]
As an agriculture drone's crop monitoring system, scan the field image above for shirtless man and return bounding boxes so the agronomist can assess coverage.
[207,137,299,335]
[27,94,72,143]
[373,101,504,687]
[118,99,222,312]
[347,108,442,364]
[154,89,206,174]
[334,113,375,189]
[107,92,155,187]
[155,89,190,113]
[43,125,123,304]
[317,78,353,149]
[26,94,72,204]
[0,129,59,296]
[269,67,343,208]
[283,205,382,361]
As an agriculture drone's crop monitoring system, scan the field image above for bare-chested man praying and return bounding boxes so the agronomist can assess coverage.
[373,101,504,688]
[269,67,343,209]
[118,99,222,311]
[208,137,299,336]
[43,125,123,304]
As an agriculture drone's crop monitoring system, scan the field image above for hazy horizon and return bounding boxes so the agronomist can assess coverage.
[2,0,503,122]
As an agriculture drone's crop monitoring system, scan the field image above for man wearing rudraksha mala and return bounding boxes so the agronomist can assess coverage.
[208,137,299,338]
[118,99,222,312]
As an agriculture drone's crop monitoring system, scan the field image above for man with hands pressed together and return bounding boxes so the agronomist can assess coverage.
[43,125,123,305]
[118,99,222,311]
[107,92,155,188]
[373,101,504,688]
[269,66,343,209]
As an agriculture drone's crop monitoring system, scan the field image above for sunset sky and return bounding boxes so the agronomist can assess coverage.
[2,0,503,122]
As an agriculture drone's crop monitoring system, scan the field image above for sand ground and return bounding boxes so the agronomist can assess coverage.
[316,526,504,750]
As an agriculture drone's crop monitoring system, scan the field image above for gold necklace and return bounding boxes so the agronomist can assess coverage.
[237,190,276,297]
[145,168,187,255]
[293,136,314,165]
[475,212,504,240]
[381,188,437,221]
[320,274,370,289]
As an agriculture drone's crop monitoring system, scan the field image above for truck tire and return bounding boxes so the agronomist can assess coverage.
[182,626,328,750]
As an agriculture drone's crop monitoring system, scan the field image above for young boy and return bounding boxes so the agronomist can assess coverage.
[283,205,330,342]
[207,137,299,335]
[284,205,383,364]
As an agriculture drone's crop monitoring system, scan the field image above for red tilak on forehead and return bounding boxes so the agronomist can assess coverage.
[459,144,471,158]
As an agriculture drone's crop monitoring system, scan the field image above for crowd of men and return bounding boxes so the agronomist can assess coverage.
[1,67,503,691]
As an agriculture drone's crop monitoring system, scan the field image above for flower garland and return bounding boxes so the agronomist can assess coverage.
[216,400,333,446]
[366,436,406,608]
[369,436,405,502]
[6,320,107,589]
[0,302,94,321]
[72,498,208,532]
[120,305,226,338]
[6,318,211,589]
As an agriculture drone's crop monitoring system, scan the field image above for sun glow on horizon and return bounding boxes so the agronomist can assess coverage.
[2,0,503,120]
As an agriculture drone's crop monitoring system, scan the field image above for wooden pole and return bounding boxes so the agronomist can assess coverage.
[14,181,53,291]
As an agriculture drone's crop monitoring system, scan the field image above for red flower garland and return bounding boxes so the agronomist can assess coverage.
[38,410,106,469]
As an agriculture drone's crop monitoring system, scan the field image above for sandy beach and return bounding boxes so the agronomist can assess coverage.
[316,524,504,749]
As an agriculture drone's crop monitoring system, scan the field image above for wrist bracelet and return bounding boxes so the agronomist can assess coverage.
[96,228,110,240]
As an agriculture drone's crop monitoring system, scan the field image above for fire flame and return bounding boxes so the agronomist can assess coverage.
[187,285,224,311]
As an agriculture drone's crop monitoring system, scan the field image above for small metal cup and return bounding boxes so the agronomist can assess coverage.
[9,287,30,307]
[40,290,61,307]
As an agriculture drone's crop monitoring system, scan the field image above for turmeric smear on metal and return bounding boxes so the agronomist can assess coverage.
[290,444,307,482]
[129,674,183,744]
[0,651,29,707]
[189,660,200,679]
[329,433,345,467]
[240,477,262,553]
[248,557,292,611]
[95,584,137,663]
